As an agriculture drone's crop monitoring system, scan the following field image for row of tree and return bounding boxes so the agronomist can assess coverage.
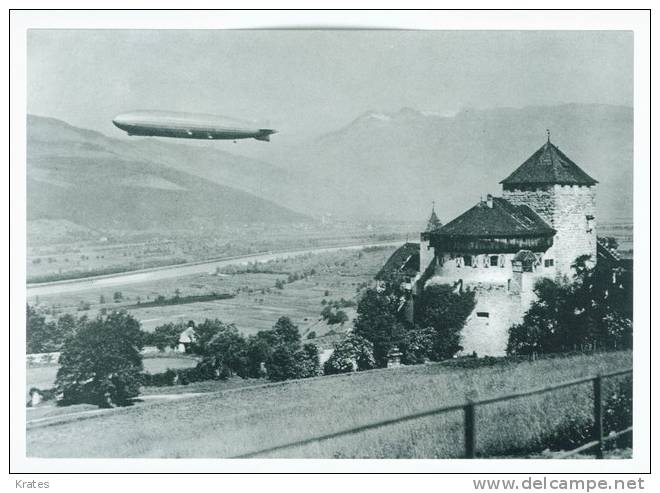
[185,317,320,381]
[49,311,323,406]
[324,283,476,371]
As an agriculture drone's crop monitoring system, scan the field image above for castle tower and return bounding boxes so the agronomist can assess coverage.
[500,136,598,277]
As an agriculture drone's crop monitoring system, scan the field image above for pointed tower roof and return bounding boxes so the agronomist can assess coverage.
[500,137,598,187]
[425,203,442,232]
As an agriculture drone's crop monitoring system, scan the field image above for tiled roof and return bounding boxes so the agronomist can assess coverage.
[597,238,622,263]
[375,242,420,281]
[434,197,555,237]
[512,250,538,263]
[501,141,598,186]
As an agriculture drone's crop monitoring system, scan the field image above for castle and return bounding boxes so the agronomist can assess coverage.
[384,137,601,356]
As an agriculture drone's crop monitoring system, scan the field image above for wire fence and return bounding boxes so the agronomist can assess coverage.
[232,367,632,459]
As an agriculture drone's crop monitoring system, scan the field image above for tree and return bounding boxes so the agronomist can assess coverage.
[55,312,144,407]
[323,334,376,375]
[204,324,249,378]
[113,291,123,303]
[506,278,578,355]
[353,288,406,367]
[26,304,59,353]
[267,344,302,381]
[272,316,301,346]
[56,313,79,343]
[416,284,476,361]
[245,330,277,378]
[298,343,321,378]
[148,322,185,351]
[190,319,248,378]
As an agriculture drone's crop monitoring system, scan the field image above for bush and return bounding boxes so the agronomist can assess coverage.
[399,326,434,365]
[56,312,144,407]
[321,306,350,325]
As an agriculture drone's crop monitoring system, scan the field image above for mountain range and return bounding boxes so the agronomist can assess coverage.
[27,115,310,232]
[26,103,633,237]
[253,104,633,223]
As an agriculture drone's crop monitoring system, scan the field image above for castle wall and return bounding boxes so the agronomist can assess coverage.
[458,283,526,357]
[419,238,435,273]
[551,184,597,275]
[426,256,553,357]
[503,184,596,276]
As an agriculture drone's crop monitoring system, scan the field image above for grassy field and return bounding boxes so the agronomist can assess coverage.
[26,350,632,458]
[28,246,395,338]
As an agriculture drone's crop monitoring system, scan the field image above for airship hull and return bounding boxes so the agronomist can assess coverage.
[112,110,275,142]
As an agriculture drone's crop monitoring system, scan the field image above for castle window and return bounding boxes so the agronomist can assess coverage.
[490,255,499,267]
[544,259,554,268]
[586,214,595,233]
[476,312,489,318]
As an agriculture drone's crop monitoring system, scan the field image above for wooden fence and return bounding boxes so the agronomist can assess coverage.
[233,367,632,459]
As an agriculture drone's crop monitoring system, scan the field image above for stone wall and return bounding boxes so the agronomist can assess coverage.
[551,184,597,275]
[503,185,555,225]
[456,282,527,357]
[426,267,549,357]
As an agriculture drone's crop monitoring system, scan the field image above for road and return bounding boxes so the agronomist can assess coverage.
[26,241,401,297]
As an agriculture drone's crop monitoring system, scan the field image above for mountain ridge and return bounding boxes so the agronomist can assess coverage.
[27,115,311,232]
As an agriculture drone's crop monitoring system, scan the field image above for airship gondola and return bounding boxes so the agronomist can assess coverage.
[112,110,276,142]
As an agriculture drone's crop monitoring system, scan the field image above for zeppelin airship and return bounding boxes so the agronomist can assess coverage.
[112,110,277,142]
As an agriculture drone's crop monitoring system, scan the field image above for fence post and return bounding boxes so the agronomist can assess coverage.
[464,401,476,458]
[593,375,604,459]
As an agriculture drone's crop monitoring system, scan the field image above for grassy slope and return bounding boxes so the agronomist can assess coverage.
[26,350,631,458]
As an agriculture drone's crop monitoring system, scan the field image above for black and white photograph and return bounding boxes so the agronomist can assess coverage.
[8,8,652,479]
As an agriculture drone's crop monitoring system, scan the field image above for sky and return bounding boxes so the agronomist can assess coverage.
[27,30,633,147]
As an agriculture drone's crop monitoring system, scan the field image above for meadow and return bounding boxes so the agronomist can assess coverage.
[26,350,631,458]
[28,246,395,338]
